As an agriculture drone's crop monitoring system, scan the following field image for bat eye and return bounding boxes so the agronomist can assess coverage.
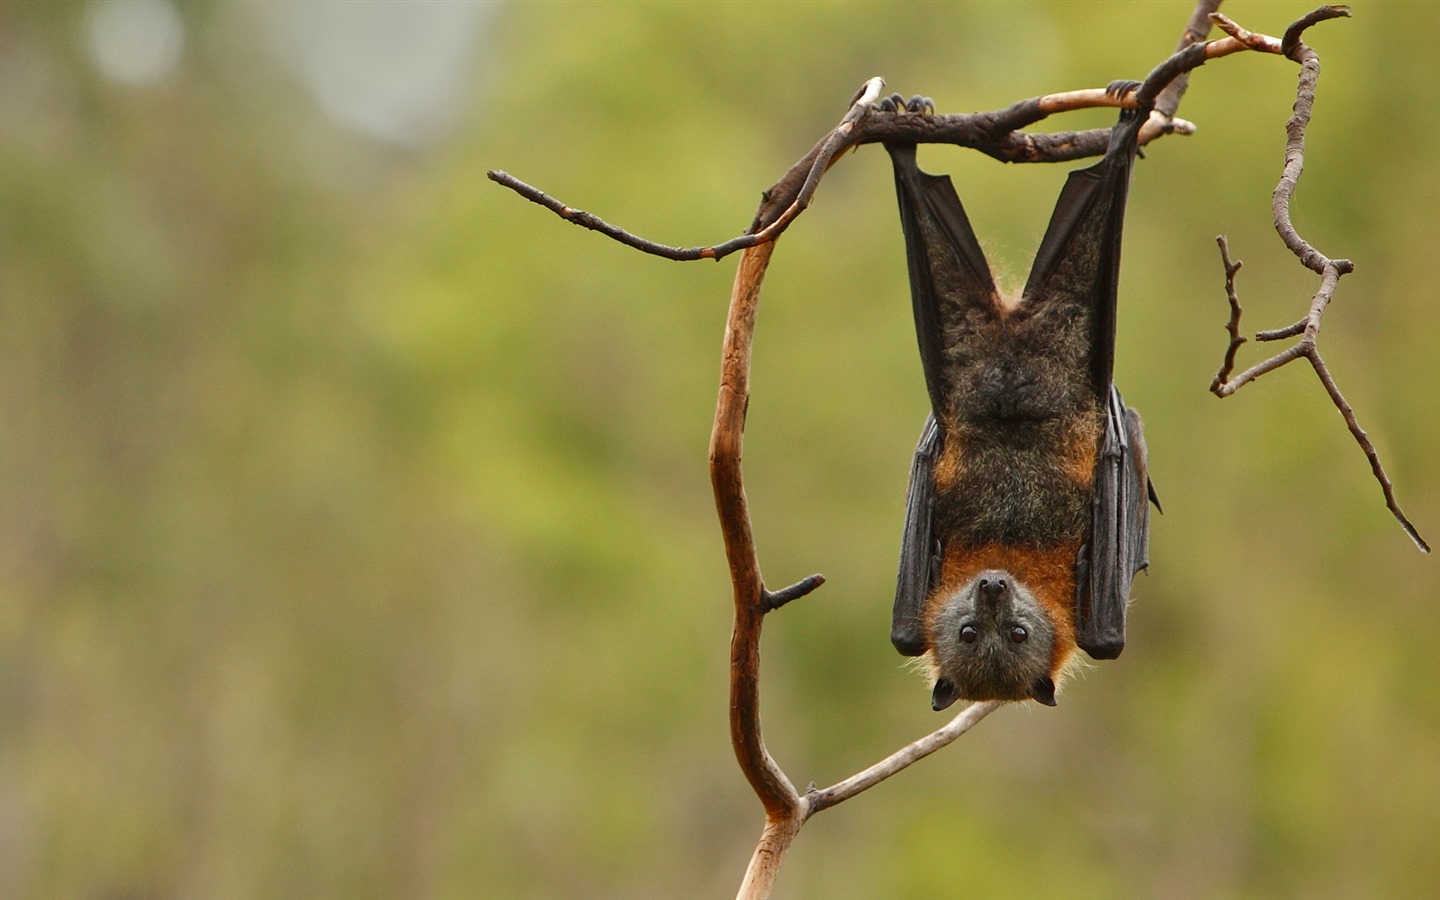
[959,624,979,644]
[1009,625,1028,644]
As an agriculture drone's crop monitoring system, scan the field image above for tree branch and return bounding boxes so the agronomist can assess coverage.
[805,700,1003,816]
[1207,7,1428,552]
[709,240,800,823]
[490,3,1324,264]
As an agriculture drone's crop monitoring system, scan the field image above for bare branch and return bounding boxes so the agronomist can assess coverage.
[485,169,726,261]
[806,701,1003,816]
[1154,0,1222,117]
[1206,6,1427,552]
[1308,348,1429,554]
[495,6,1334,267]
[1210,12,1285,53]
[1209,236,1247,393]
[1256,319,1308,342]
[710,240,802,825]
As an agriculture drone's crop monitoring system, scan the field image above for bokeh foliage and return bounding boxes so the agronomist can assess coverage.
[2,1,1437,897]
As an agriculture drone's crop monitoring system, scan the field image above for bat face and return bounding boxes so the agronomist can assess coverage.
[927,569,1057,710]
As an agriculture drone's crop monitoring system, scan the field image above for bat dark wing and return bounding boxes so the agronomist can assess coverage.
[892,414,942,656]
[1022,106,1144,393]
[1076,385,1153,659]
[885,143,1000,419]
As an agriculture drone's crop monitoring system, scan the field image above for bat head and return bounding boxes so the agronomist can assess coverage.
[927,569,1057,710]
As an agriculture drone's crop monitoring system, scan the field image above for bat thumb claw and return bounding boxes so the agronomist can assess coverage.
[1030,677,1058,707]
[931,678,960,711]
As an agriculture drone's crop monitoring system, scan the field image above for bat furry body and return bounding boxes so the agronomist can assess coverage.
[886,96,1154,710]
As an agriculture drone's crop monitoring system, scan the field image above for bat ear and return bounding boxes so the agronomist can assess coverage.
[1029,677,1057,707]
[931,678,961,712]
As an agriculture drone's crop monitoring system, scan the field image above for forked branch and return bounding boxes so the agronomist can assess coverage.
[1207,7,1428,552]
[710,235,1006,899]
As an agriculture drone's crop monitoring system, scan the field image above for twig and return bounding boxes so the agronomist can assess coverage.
[1209,236,1246,392]
[485,170,721,261]
[1206,7,1428,552]
[805,700,1003,815]
[1154,0,1224,117]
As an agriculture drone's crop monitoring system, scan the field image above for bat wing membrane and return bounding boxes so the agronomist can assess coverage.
[885,143,1000,419]
[1022,108,1144,393]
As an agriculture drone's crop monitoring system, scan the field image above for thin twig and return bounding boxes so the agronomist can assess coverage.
[806,701,1003,816]
[1154,0,1223,117]
[1210,236,1246,392]
[485,170,724,261]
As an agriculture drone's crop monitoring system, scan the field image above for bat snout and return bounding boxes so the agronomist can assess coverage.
[977,573,1008,598]
[972,569,1014,617]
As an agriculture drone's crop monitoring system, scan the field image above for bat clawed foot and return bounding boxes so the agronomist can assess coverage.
[875,93,935,116]
[1106,79,1141,100]
[907,94,935,115]
[1106,80,1146,127]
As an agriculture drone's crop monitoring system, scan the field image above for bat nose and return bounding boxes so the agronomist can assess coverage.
[978,575,1007,598]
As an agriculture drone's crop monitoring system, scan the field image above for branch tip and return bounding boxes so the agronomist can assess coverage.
[763,574,827,612]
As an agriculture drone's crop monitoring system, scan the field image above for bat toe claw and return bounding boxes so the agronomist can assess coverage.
[906,94,935,115]
[1106,79,1141,99]
[875,92,906,113]
[876,93,935,116]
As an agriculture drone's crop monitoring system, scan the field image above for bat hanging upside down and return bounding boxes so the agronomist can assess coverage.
[883,87,1158,710]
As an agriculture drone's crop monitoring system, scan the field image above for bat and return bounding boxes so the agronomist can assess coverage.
[884,91,1156,710]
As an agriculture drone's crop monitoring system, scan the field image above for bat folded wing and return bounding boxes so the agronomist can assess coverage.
[886,143,1000,420]
[892,414,942,657]
[1077,384,1153,660]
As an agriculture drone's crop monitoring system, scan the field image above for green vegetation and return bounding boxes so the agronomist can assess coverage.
[2,2,1437,897]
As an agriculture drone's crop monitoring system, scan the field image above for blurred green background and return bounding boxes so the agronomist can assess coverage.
[3,1,1438,897]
